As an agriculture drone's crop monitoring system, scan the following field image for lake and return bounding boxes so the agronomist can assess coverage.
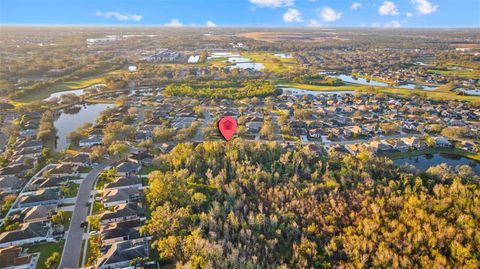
[281,87,354,96]
[54,103,113,150]
[394,153,480,174]
[328,74,439,91]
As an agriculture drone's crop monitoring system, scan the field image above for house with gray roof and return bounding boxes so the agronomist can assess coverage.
[95,239,149,269]
[17,189,60,209]
[0,222,51,248]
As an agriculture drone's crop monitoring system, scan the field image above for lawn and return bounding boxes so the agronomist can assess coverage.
[61,211,73,230]
[92,200,105,214]
[25,241,64,269]
[64,183,80,198]
[139,165,157,175]
[78,166,93,173]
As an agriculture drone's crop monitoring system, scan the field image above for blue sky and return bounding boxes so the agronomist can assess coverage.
[0,0,479,28]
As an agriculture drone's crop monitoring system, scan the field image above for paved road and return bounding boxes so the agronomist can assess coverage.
[59,163,108,269]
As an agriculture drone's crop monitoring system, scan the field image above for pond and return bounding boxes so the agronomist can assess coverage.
[45,89,85,101]
[281,87,354,96]
[394,153,480,174]
[227,57,251,63]
[328,74,438,91]
[455,88,480,96]
[44,84,106,101]
[54,103,113,150]
[229,62,264,71]
[274,53,292,58]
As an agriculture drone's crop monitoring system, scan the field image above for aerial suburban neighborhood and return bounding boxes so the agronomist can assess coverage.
[0,1,479,268]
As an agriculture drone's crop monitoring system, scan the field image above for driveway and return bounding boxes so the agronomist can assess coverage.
[59,163,108,269]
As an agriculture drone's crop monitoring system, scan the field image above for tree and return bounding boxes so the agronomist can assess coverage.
[44,252,60,269]
[87,215,101,230]
[108,142,129,161]
[115,94,128,107]
[260,121,275,140]
[90,146,107,161]
[37,110,56,142]
[379,122,399,135]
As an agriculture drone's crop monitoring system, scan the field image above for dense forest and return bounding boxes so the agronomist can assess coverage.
[163,80,281,99]
[143,141,479,268]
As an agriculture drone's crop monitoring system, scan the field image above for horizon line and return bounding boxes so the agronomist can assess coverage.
[0,23,479,30]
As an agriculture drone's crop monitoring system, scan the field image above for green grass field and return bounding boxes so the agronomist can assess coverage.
[242,52,300,73]
[282,83,480,102]
[428,68,480,79]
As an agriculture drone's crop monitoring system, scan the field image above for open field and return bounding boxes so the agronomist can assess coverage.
[283,83,480,102]
[238,31,346,43]
[428,68,480,79]
[15,69,124,103]
[241,52,300,73]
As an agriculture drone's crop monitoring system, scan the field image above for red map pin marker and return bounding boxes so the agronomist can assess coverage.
[218,116,237,141]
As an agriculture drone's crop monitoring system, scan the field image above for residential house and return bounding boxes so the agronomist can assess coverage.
[102,188,141,208]
[116,162,142,176]
[0,247,33,269]
[0,164,33,178]
[100,219,143,246]
[61,153,90,167]
[79,135,103,147]
[21,204,57,223]
[369,141,395,154]
[387,140,410,152]
[104,175,142,191]
[434,136,452,147]
[0,222,51,248]
[46,164,78,177]
[16,140,43,151]
[29,176,68,190]
[94,239,149,269]
[98,203,145,225]
[128,151,153,166]
[17,189,60,209]
[0,176,25,194]
[401,137,425,150]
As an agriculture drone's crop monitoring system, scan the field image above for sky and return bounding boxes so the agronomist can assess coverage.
[0,0,479,28]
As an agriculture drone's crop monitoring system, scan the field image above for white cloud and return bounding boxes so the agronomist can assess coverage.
[406,12,413,17]
[206,21,217,27]
[283,8,303,23]
[350,2,362,10]
[164,19,183,27]
[307,20,320,27]
[249,0,294,8]
[319,7,343,22]
[385,20,401,28]
[95,11,142,22]
[379,1,399,15]
[411,0,438,15]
